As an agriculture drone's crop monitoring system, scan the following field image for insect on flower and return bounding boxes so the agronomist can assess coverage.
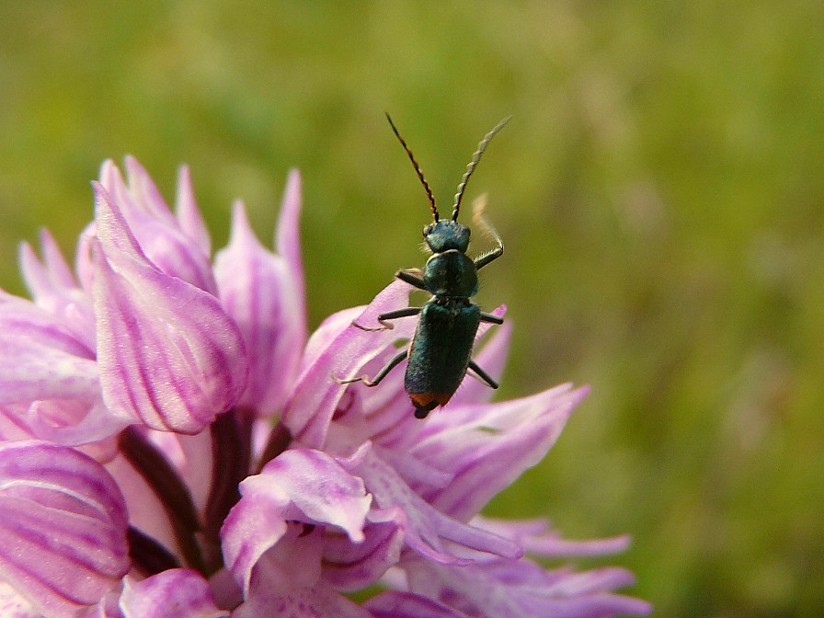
[339,114,511,418]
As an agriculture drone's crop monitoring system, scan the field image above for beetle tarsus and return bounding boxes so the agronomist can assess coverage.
[351,320,393,332]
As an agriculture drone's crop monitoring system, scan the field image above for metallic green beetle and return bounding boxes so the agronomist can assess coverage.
[342,114,509,418]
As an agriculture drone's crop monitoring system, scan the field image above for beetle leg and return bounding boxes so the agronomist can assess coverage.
[395,268,427,290]
[474,242,503,271]
[480,312,503,325]
[353,306,421,331]
[335,349,408,387]
[467,360,499,389]
[364,350,408,385]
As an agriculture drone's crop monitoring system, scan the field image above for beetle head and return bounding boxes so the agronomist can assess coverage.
[423,219,470,253]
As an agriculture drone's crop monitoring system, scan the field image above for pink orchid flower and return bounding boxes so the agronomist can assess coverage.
[0,158,650,617]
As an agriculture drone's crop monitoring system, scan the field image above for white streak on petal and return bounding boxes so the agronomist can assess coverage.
[0,441,129,618]
[0,581,40,618]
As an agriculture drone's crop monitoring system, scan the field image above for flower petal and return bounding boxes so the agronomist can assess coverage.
[27,398,131,447]
[0,405,37,442]
[402,556,652,618]
[283,280,414,448]
[174,165,212,257]
[0,581,40,618]
[0,299,97,405]
[99,158,217,294]
[225,531,370,617]
[19,230,77,301]
[213,191,305,415]
[0,441,129,618]
[345,443,521,565]
[365,591,468,618]
[407,384,589,521]
[221,448,371,594]
[119,569,228,618]
[471,517,632,559]
[92,183,248,433]
[18,230,94,349]
[274,170,304,305]
[321,510,404,590]
[4,270,218,445]
[233,575,372,618]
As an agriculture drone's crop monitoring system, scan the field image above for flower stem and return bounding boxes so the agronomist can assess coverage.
[127,525,181,576]
[256,421,292,473]
[119,427,206,573]
[202,409,252,573]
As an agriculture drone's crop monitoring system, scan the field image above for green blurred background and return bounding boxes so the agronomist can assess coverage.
[1,2,822,615]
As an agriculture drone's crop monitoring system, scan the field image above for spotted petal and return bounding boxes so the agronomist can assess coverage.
[119,569,228,618]
[364,591,467,618]
[233,575,372,618]
[221,448,371,594]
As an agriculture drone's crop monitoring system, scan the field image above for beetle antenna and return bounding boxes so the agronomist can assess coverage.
[451,116,511,222]
[386,113,439,222]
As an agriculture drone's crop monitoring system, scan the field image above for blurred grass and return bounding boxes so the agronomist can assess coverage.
[2,1,823,615]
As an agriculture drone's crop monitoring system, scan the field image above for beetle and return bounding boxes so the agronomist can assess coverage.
[340,114,510,418]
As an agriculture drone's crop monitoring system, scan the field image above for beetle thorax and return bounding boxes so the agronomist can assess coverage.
[423,250,478,298]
